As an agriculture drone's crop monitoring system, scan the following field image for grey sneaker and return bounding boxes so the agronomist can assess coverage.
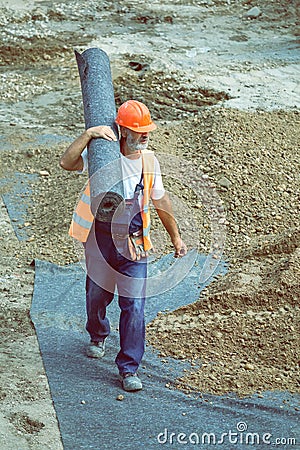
[86,340,105,358]
[119,373,143,392]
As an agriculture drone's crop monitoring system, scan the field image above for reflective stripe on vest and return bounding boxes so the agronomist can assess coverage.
[141,150,154,251]
[69,151,155,246]
[69,183,93,242]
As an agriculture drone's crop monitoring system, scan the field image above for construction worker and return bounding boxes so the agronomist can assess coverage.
[60,100,187,392]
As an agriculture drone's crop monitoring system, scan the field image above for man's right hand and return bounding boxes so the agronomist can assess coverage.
[86,126,118,141]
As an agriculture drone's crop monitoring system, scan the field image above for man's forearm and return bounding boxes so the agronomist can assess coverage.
[60,130,91,171]
[152,193,181,243]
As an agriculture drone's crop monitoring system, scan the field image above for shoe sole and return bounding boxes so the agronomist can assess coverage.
[86,346,105,358]
[119,375,143,391]
[86,351,105,358]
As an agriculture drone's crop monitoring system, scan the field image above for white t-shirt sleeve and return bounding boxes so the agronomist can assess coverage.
[151,156,165,200]
[78,148,88,174]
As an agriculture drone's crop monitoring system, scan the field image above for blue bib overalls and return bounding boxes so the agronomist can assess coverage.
[84,176,147,375]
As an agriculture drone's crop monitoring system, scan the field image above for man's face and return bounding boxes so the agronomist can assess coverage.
[125,129,149,152]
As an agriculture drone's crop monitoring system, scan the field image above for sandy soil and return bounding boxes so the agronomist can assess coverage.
[0,0,299,448]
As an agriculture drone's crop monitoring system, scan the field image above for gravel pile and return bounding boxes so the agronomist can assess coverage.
[0,0,299,415]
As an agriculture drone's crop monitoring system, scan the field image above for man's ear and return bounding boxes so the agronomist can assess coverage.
[120,126,127,138]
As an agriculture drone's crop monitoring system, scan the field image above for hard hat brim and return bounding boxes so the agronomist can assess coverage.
[117,122,157,133]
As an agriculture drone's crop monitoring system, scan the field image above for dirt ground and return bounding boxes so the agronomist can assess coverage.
[0,0,300,448]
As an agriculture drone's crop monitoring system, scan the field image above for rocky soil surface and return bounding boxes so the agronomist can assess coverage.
[0,0,299,448]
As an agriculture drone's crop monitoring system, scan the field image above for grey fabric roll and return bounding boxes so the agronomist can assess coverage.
[75,48,124,221]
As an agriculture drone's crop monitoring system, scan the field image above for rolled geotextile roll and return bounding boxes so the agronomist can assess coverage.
[75,48,124,221]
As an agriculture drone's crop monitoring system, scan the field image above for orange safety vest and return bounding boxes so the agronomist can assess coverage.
[69,151,155,251]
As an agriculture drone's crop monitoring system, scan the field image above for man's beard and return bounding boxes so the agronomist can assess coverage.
[126,134,148,152]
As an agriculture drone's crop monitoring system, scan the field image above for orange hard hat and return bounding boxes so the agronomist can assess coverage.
[115,100,157,132]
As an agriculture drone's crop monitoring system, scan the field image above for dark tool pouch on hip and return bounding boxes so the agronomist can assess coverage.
[111,172,146,261]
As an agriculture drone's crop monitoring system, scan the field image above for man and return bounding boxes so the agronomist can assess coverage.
[60,100,187,392]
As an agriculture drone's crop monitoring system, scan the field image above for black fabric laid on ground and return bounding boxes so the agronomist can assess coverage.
[30,258,299,450]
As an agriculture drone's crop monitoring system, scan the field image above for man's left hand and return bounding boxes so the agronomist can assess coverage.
[173,238,187,258]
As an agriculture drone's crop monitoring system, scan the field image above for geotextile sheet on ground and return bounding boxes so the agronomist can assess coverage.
[30,258,299,450]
